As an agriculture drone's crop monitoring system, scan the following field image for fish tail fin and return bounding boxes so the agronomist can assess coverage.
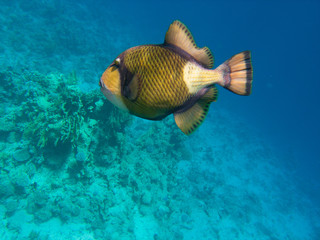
[216,51,253,95]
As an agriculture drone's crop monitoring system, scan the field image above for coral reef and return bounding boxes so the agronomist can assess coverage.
[0,69,131,165]
[0,69,319,239]
[0,175,15,199]
[13,148,31,163]
[0,68,190,238]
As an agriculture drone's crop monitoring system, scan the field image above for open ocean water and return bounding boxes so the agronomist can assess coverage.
[0,0,319,239]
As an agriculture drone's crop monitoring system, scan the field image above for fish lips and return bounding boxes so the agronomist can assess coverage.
[99,77,111,100]
[99,77,105,88]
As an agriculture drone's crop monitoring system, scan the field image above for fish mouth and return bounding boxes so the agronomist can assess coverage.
[99,77,105,89]
[99,77,112,99]
[99,77,128,111]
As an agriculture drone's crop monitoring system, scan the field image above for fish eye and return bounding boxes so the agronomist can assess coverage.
[109,57,121,70]
[110,58,120,67]
[114,58,120,65]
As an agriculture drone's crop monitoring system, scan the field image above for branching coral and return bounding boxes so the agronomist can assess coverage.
[22,72,86,148]
[0,69,133,170]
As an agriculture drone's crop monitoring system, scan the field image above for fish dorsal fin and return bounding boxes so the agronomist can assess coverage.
[174,87,218,135]
[165,20,214,68]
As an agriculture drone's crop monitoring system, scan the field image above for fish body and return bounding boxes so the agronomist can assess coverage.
[100,20,252,135]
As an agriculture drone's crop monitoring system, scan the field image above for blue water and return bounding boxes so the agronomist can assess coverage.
[0,0,319,239]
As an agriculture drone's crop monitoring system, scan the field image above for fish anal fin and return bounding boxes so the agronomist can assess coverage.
[165,20,214,69]
[174,87,218,135]
[201,86,218,103]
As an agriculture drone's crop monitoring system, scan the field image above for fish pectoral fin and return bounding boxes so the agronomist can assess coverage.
[164,20,214,68]
[123,74,140,101]
[174,87,218,135]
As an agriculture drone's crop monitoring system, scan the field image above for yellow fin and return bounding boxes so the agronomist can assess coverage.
[174,87,218,135]
[165,20,214,68]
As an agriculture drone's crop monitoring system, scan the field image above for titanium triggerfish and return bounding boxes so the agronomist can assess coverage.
[99,20,253,135]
